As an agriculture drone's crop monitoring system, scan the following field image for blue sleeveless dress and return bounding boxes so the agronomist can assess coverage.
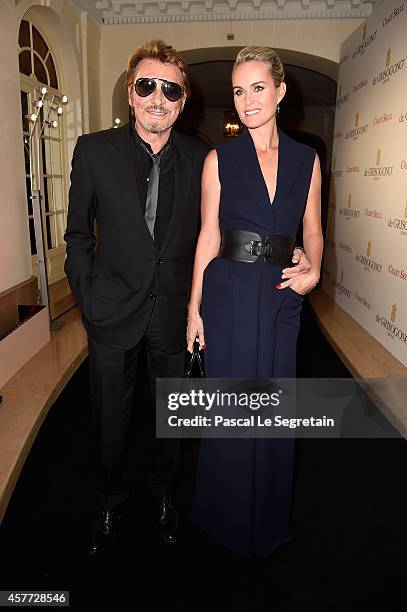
[191,128,316,558]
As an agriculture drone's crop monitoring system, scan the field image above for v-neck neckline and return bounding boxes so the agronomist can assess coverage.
[248,128,281,208]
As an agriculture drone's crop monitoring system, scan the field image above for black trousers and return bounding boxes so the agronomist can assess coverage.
[88,304,185,510]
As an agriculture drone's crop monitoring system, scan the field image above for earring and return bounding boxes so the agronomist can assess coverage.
[277,103,280,114]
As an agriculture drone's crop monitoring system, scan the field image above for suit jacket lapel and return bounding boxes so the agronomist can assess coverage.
[107,123,155,248]
[160,132,193,255]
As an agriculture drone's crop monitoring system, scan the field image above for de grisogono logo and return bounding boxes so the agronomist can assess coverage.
[336,82,350,107]
[333,269,351,298]
[399,110,407,125]
[339,240,352,254]
[388,201,407,234]
[364,148,394,179]
[352,23,377,59]
[328,185,336,210]
[346,111,368,140]
[325,223,336,249]
[339,193,361,220]
[372,48,406,86]
[331,156,343,178]
[376,304,407,344]
[355,240,383,273]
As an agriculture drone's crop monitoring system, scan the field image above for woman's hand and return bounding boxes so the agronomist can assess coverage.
[187,308,206,353]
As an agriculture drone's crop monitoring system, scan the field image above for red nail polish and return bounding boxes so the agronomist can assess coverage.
[201,344,207,350]
[275,284,281,289]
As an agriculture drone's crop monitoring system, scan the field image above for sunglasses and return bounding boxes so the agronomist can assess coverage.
[134,78,184,102]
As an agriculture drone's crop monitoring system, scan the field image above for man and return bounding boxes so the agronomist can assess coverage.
[65,39,309,555]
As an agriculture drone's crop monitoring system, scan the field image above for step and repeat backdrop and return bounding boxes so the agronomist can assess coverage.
[322,0,407,366]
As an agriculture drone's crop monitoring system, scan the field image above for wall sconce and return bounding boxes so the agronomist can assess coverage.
[226,12,235,41]
[28,87,68,131]
[223,110,243,137]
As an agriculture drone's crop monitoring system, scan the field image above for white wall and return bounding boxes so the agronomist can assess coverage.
[0,0,33,293]
[0,5,362,295]
[100,18,363,129]
[323,0,407,366]
[87,17,101,134]
[0,0,97,295]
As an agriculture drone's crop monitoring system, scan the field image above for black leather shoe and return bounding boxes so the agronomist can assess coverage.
[88,506,125,555]
[154,497,180,544]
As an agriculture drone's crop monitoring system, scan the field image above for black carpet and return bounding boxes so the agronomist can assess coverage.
[1,301,407,610]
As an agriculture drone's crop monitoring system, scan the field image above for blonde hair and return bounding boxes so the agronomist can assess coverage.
[125,39,190,98]
[233,46,285,88]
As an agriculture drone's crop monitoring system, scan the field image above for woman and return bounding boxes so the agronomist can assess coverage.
[187,47,323,558]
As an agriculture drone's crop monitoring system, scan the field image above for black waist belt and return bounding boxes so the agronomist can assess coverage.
[219,229,295,266]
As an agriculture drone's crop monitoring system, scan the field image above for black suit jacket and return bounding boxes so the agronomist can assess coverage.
[64,123,210,351]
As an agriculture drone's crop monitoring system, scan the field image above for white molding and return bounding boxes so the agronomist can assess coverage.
[65,0,376,26]
[103,10,372,25]
[65,0,102,24]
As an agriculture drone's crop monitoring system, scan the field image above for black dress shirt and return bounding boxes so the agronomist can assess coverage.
[130,121,175,250]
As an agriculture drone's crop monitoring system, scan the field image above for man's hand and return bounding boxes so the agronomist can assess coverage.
[276,248,319,294]
[280,270,320,295]
[289,247,311,272]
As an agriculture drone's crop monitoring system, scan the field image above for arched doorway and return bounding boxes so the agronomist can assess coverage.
[15,2,82,318]
[112,47,336,157]
[18,16,66,273]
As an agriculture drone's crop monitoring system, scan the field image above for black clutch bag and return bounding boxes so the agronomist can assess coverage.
[184,340,205,378]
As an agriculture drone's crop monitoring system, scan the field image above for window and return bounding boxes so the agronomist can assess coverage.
[19,19,58,89]
[19,18,67,269]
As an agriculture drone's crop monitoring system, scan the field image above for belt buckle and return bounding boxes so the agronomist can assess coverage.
[243,240,262,257]
[263,235,273,263]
